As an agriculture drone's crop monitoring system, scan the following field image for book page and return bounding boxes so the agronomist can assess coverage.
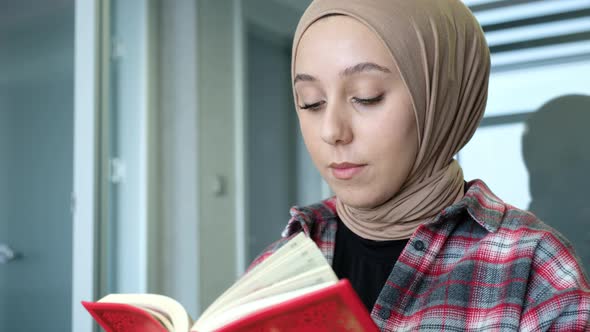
[237,240,329,292]
[198,233,312,321]
[201,265,337,325]
[236,265,337,306]
[197,234,330,323]
[141,307,174,331]
[192,281,336,332]
[99,293,193,332]
[195,233,337,329]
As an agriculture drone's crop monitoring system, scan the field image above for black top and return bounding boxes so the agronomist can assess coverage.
[332,183,468,311]
[332,217,409,312]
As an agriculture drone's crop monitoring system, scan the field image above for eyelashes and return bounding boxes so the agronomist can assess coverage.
[353,93,385,106]
[298,93,385,111]
[299,100,325,110]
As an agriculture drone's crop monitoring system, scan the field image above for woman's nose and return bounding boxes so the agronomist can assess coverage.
[320,102,353,146]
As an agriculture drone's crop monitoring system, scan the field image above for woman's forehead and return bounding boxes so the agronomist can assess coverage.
[294,15,395,77]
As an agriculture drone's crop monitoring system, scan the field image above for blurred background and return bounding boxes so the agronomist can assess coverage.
[0,0,589,331]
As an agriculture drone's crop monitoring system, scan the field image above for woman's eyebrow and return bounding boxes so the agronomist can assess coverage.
[293,62,391,85]
[293,73,317,84]
[341,62,391,77]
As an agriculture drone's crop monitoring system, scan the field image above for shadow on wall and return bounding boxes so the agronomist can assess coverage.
[522,94,590,275]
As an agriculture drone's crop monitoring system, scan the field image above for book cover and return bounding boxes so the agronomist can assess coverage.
[82,233,380,331]
[83,279,379,332]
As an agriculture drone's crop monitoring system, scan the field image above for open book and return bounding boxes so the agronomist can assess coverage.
[82,233,379,332]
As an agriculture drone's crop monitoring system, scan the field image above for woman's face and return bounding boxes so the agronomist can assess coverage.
[294,15,418,208]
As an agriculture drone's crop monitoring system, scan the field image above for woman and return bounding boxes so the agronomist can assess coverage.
[248,0,590,330]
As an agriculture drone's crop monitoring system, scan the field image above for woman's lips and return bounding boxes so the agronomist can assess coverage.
[329,162,366,180]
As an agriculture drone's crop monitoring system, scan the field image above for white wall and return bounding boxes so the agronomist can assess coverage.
[156,0,247,315]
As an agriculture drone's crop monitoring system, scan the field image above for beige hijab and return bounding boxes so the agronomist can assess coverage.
[292,0,490,240]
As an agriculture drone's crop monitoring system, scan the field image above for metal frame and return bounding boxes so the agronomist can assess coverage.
[233,0,248,276]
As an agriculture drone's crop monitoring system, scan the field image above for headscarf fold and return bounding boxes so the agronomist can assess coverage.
[292,0,490,240]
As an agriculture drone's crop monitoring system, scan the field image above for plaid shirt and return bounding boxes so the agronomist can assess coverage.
[248,179,590,331]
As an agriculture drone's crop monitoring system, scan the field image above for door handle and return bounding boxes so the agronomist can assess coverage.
[0,243,19,264]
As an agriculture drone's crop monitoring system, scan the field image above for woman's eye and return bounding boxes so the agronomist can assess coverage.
[299,101,325,111]
[298,94,383,111]
[352,94,384,106]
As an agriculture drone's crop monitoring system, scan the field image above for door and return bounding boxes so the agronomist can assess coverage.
[0,1,75,330]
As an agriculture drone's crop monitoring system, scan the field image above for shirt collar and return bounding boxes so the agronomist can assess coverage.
[282,197,338,237]
[440,179,506,233]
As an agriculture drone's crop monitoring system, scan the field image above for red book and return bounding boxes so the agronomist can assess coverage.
[82,233,379,331]
[82,279,379,332]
